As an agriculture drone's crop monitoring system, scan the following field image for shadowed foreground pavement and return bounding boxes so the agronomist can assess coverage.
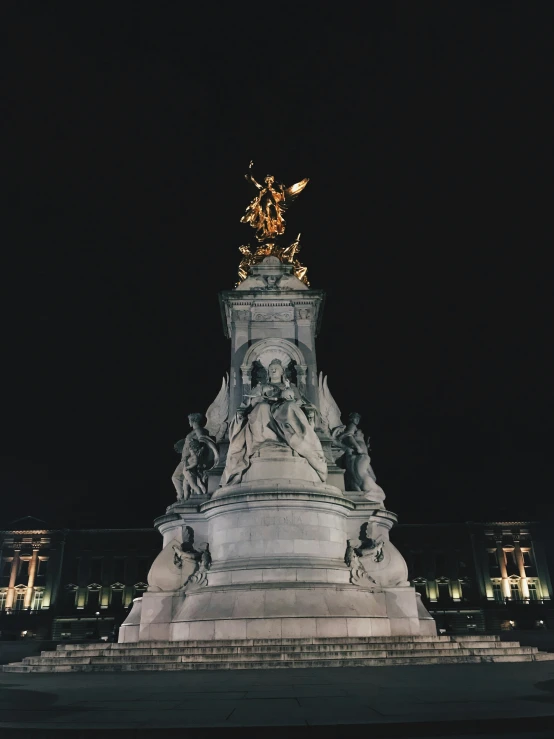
[1,662,554,737]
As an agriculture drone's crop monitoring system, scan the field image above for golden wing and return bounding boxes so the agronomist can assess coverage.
[283,177,309,205]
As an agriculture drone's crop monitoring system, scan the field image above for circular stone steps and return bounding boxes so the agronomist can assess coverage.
[4,635,554,672]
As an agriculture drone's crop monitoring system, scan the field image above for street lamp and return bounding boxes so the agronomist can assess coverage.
[95,611,100,639]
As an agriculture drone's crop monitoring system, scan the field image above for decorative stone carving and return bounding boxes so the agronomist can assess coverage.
[148,525,213,593]
[253,311,293,321]
[345,540,375,587]
[187,544,212,588]
[297,308,311,319]
[172,414,219,501]
[355,523,410,588]
[221,358,327,485]
[235,309,250,321]
[317,373,343,436]
[241,338,306,382]
[205,375,230,442]
[148,537,199,592]
[333,412,385,503]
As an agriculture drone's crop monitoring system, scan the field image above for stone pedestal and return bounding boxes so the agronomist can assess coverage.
[119,477,435,642]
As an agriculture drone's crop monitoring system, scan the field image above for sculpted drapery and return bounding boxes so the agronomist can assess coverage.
[221,359,327,486]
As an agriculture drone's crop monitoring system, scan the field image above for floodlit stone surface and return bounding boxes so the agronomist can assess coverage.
[4,635,553,673]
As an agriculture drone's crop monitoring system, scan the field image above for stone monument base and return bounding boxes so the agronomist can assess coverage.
[119,477,436,644]
[119,584,435,643]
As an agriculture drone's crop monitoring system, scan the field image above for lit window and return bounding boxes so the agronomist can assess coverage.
[14,590,26,611]
[31,589,44,611]
[0,591,7,611]
[528,582,539,601]
[492,582,504,603]
[510,581,522,601]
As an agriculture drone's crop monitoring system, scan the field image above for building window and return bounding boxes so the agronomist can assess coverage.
[14,590,26,611]
[510,581,522,601]
[460,579,473,602]
[412,578,428,599]
[523,551,533,568]
[1,559,12,584]
[0,591,7,611]
[492,582,504,603]
[17,559,30,584]
[137,559,151,583]
[435,553,448,577]
[437,581,451,603]
[113,558,126,583]
[64,588,77,609]
[528,582,539,601]
[87,589,100,612]
[488,551,499,572]
[111,589,124,610]
[506,551,519,577]
[35,559,48,582]
[31,589,44,611]
[90,558,103,584]
[67,557,80,585]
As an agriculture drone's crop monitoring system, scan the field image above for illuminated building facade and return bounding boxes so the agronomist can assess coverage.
[1,517,553,640]
[392,522,554,633]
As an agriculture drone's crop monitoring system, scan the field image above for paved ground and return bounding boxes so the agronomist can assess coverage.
[1,662,554,736]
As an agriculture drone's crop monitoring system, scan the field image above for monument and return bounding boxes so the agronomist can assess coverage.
[119,164,436,643]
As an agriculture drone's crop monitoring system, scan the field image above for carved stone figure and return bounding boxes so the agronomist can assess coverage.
[172,413,219,501]
[345,540,375,587]
[221,358,327,485]
[333,412,385,502]
[204,375,230,443]
[148,537,199,592]
[317,373,343,436]
[355,524,410,588]
[188,544,212,587]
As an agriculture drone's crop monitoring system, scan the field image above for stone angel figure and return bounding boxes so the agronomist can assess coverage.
[317,372,343,436]
[204,374,230,442]
[240,161,309,242]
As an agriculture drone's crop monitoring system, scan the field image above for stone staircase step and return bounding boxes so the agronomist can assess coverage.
[48,642,469,658]
[6,653,545,673]
[51,639,517,657]
[101,635,459,649]
[5,634,551,673]
[21,646,539,666]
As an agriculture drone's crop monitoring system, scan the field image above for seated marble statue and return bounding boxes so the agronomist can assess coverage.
[221,358,327,485]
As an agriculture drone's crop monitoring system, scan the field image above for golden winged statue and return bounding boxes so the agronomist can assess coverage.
[240,162,309,242]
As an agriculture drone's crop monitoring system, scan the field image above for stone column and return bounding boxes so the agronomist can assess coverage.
[496,541,511,600]
[23,546,40,608]
[514,543,530,600]
[5,550,20,610]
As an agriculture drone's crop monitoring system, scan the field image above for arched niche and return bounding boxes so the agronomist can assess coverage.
[240,338,308,396]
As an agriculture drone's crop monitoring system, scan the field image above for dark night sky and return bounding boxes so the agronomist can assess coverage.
[2,1,553,529]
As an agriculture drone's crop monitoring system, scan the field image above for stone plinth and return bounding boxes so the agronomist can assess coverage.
[119,476,435,643]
